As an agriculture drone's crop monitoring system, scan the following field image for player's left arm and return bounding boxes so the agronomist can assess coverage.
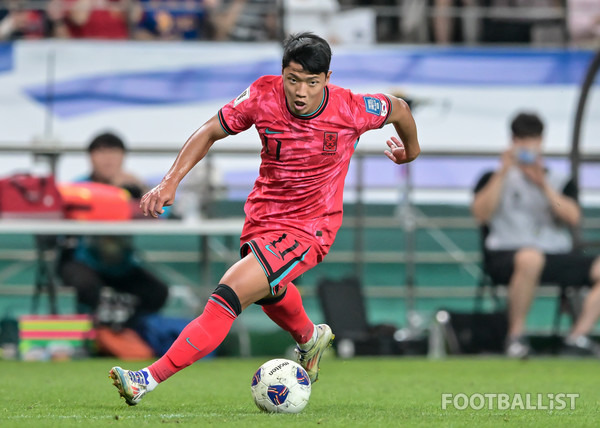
[383,95,420,164]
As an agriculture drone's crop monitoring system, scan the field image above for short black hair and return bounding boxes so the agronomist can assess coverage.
[282,32,331,75]
[510,112,544,138]
[87,132,126,153]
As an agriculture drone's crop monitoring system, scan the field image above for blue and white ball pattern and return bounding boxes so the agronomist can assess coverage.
[251,358,311,413]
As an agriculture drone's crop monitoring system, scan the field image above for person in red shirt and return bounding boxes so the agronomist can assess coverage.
[49,0,141,39]
[109,32,420,406]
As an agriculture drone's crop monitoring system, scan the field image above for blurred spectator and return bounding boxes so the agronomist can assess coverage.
[83,132,148,195]
[59,132,169,327]
[354,0,399,43]
[209,0,277,41]
[480,0,564,44]
[134,0,214,40]
[48,0,142,39]
[568,0,600,46]
[282,0,375,45]
[0,0,51,40]
[282,0,340,42]
[431,0,479,44]
[400,0,429,43]
[472,112,600,358]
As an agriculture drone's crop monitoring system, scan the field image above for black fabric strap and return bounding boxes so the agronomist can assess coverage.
[254,288,287,306]
[213,283,242,316]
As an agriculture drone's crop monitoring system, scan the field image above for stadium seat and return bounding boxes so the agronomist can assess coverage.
[317,276,399,356]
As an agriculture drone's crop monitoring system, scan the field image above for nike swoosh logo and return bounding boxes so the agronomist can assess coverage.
[265,128,283,134]
[265,244,281,259]
[186,337,202,352]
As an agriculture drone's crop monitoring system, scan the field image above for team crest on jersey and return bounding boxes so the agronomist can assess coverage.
[234,86,250,107]
[364,96,383,116]
[323,132,338,152]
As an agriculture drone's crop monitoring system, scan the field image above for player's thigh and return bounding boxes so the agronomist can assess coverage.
[220,253,272,310]
[241,232,320,296]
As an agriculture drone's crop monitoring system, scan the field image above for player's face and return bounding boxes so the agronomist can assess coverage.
[282,61,331,116]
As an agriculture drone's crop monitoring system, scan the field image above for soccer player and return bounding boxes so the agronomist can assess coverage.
[110,32,420,406]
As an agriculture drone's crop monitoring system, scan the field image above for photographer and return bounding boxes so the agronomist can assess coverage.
[471,111,600,358]
[59,133,169,328]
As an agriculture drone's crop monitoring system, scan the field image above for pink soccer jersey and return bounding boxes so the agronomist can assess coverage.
[218,75,392,257]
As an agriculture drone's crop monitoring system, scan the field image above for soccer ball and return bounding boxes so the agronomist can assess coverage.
[250,358,311,413]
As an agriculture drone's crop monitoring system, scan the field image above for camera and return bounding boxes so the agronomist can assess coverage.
[516,149,537,165]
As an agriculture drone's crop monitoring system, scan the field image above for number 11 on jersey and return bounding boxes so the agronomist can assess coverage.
[262,135,282,161]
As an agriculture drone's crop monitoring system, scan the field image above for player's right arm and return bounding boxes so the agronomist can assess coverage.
[140,114,228,218]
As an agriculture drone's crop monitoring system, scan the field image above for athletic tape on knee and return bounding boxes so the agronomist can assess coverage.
[255,288,287,306]
[213,284,242,316]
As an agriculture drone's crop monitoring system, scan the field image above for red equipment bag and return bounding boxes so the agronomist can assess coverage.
[95,326,155,360]
[0,173,64,219]
[58,182,133,221]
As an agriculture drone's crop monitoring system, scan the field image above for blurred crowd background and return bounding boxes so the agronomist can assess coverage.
[1,0,599,47]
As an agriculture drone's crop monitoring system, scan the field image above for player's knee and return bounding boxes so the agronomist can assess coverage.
[514,248,545,274]
[213,284,242,316]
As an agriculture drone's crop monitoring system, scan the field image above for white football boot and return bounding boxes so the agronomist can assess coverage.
[295,324,335,383]
[109,366,149,406]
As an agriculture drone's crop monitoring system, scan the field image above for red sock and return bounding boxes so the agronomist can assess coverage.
[261,282,314,344]
[148,295,237,383]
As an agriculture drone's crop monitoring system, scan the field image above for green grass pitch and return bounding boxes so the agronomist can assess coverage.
[1,356,599,427]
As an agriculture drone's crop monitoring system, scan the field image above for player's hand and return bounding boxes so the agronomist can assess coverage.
[140,180,177,218]
[384,137,408,164]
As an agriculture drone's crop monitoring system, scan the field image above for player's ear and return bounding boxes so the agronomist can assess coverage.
[325,71,332,84]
